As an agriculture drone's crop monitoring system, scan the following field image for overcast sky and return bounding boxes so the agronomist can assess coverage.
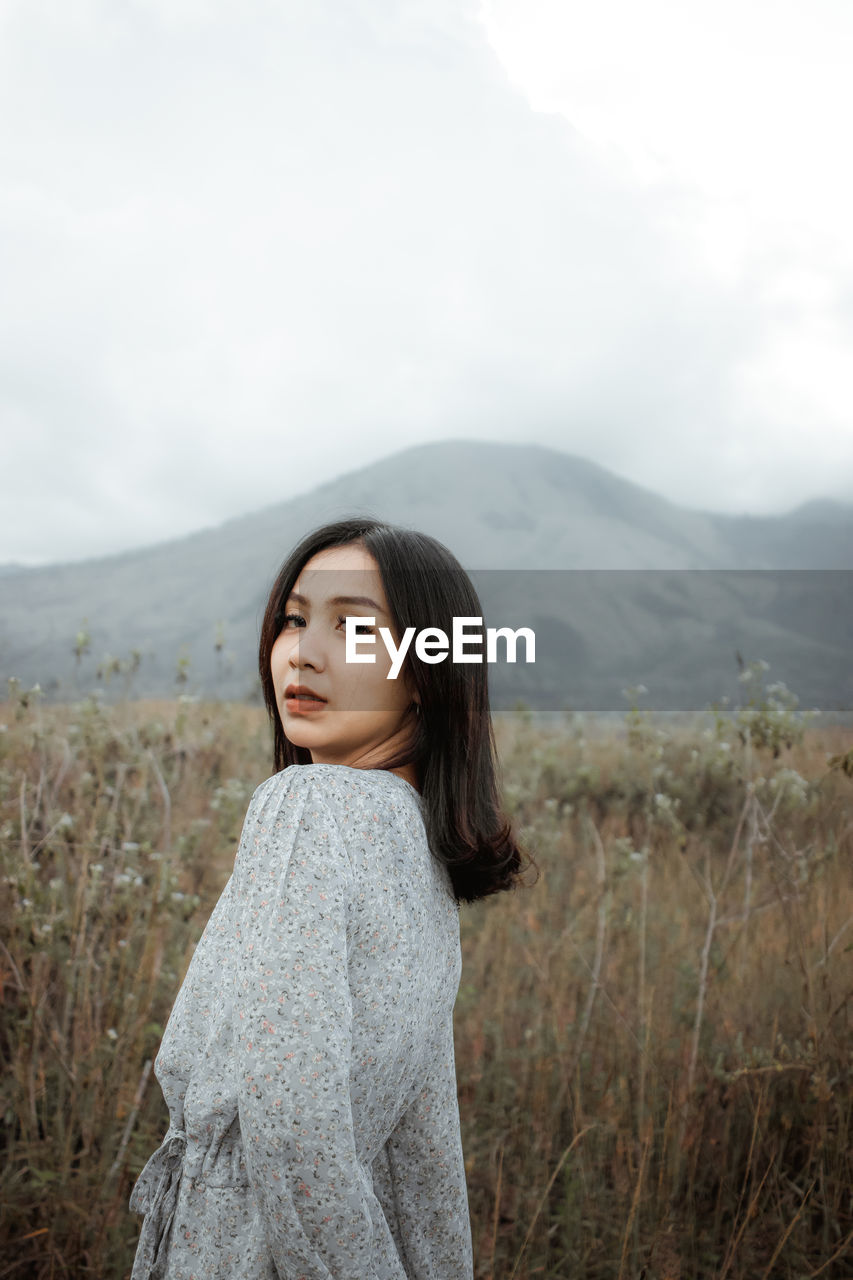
[3,0,852,566]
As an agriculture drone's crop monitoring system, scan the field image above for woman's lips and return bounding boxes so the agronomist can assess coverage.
[284,687,328,714]
[286,696,327,714]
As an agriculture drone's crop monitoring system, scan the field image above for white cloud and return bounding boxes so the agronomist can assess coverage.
[1,0,851,564]
[478,0,853,507]
[479,1,853,244]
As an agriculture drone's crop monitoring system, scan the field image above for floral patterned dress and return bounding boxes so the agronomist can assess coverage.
[129,763,473,1280]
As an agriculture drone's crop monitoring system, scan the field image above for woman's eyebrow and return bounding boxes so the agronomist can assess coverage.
[287,591,387,614]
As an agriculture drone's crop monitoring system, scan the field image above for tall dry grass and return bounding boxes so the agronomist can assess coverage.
[465,683,853,1278]
[1,670,851,1278]
[0,690,271,1277]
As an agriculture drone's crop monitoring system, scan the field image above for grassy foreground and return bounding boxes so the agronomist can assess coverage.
[1,672,851,1278]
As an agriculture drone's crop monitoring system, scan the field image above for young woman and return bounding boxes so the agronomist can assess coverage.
[129,517,531,1280]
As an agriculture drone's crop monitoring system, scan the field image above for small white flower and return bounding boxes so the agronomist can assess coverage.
[106,1028,118,1041]
[769,769,808,803]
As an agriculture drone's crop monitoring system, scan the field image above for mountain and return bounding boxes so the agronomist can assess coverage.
[2,440,851,711]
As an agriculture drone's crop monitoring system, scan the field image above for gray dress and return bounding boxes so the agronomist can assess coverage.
[129,763,473,1280]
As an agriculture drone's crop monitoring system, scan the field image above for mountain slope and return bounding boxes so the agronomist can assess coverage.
[2,440,851,708]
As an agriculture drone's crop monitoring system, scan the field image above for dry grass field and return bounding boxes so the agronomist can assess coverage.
[1,668,851,1278]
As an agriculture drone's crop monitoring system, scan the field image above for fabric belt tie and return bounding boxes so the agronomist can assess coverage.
[129,1129,187,1280]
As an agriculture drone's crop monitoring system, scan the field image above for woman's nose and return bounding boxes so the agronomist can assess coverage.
[288,626,325,671]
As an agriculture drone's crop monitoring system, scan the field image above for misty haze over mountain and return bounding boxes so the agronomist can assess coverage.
[2,441,851,713]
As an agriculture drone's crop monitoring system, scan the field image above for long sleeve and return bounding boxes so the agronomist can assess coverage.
[150,778,273,1130]
[233,779,387,1279]
[372,1017,474,1280]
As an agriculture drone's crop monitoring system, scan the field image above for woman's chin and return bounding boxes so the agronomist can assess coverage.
[283,723,348,762]
[282,720,320,750]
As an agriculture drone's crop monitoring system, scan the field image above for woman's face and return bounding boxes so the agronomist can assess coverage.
[270,542,419,770]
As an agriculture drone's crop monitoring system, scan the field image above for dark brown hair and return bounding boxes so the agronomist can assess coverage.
[258,517,535,904]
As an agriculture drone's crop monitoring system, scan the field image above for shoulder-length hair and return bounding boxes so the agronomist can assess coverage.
[258,517,535,905]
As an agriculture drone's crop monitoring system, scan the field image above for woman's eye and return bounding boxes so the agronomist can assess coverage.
[283,612,306,628]
[337,615,375,635]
